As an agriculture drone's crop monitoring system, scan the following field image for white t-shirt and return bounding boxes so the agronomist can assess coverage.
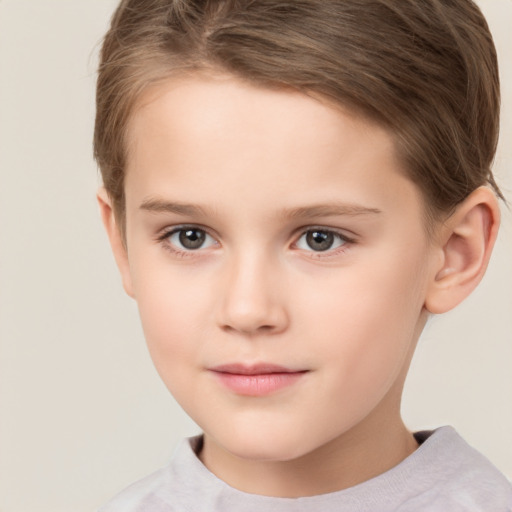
[99,426,512,511]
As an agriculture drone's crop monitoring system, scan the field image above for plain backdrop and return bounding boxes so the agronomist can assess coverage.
[0,1,511,511]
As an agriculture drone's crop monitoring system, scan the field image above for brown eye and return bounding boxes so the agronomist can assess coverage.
[179,229,206,249]
[166,227,216,251]
[296,229,348,253]
[306,230,334,251]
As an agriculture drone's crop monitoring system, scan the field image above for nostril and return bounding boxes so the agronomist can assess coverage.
[221,323,277,335]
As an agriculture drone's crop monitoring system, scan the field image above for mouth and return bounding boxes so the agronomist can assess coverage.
[208,363,309,396]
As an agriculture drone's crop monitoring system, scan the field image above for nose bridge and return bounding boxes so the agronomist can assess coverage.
[218,244,288,335]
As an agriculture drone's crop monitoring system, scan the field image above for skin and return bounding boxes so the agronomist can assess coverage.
[99,73,500,498]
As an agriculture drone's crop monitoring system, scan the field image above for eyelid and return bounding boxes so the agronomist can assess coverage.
[292,226,356,254]
[294,225,356,242]
[156,224,220,253]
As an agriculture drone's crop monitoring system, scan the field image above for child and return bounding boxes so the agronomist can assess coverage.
[95,0,512,510]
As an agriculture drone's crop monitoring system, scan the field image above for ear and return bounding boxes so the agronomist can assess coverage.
[425,187,500,314]
[97,187,135,298]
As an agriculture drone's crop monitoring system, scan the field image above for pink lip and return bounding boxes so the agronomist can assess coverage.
[209,363,308,396]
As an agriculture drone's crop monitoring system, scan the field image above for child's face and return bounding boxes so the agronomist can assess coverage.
[117,74,439,463]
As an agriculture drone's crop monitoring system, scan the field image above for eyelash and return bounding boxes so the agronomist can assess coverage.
[294,228,354,257]
[156,225,355,259]
[156,225,218,259]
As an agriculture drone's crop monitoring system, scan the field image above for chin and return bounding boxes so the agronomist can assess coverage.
[208,424,326,463]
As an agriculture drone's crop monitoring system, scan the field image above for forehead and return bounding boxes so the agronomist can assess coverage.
[124,73,428,228]
[127,74,377,165]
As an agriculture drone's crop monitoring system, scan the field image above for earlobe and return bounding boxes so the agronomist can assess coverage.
[97,188,135,298]
[425,187,500,314]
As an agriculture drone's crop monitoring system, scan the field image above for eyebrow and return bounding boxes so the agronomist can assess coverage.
[140,198,208,216]
[282,204,382,219]
[139,197,381,219]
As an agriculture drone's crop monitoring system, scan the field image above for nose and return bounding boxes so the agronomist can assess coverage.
[216,251,289,336]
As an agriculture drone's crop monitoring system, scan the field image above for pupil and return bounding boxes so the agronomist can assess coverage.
[179,229,205,249]
[307,230,333,251]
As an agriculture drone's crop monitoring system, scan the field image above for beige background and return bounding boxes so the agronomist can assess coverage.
[0,1,510,511]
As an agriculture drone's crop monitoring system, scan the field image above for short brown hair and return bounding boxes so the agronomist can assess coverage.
[94,0,502,231]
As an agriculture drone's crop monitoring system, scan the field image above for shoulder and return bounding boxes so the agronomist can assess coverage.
[98,436,203,512]
[98,465,173,512]
[402,426,512,511]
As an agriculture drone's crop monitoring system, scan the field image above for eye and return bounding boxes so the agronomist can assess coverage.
[165,227,217,251]
[295,229,348,252]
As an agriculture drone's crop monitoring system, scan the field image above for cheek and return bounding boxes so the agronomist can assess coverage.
[297,252,428,394]
[300,251,426,334]
[130,262,211,378]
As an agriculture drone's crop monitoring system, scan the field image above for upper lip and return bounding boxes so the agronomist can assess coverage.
[209,363,306,375]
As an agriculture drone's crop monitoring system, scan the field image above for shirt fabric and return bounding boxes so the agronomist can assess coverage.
[99,426,512,511]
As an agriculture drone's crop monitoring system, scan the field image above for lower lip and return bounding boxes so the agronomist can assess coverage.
[212,371,306,396]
